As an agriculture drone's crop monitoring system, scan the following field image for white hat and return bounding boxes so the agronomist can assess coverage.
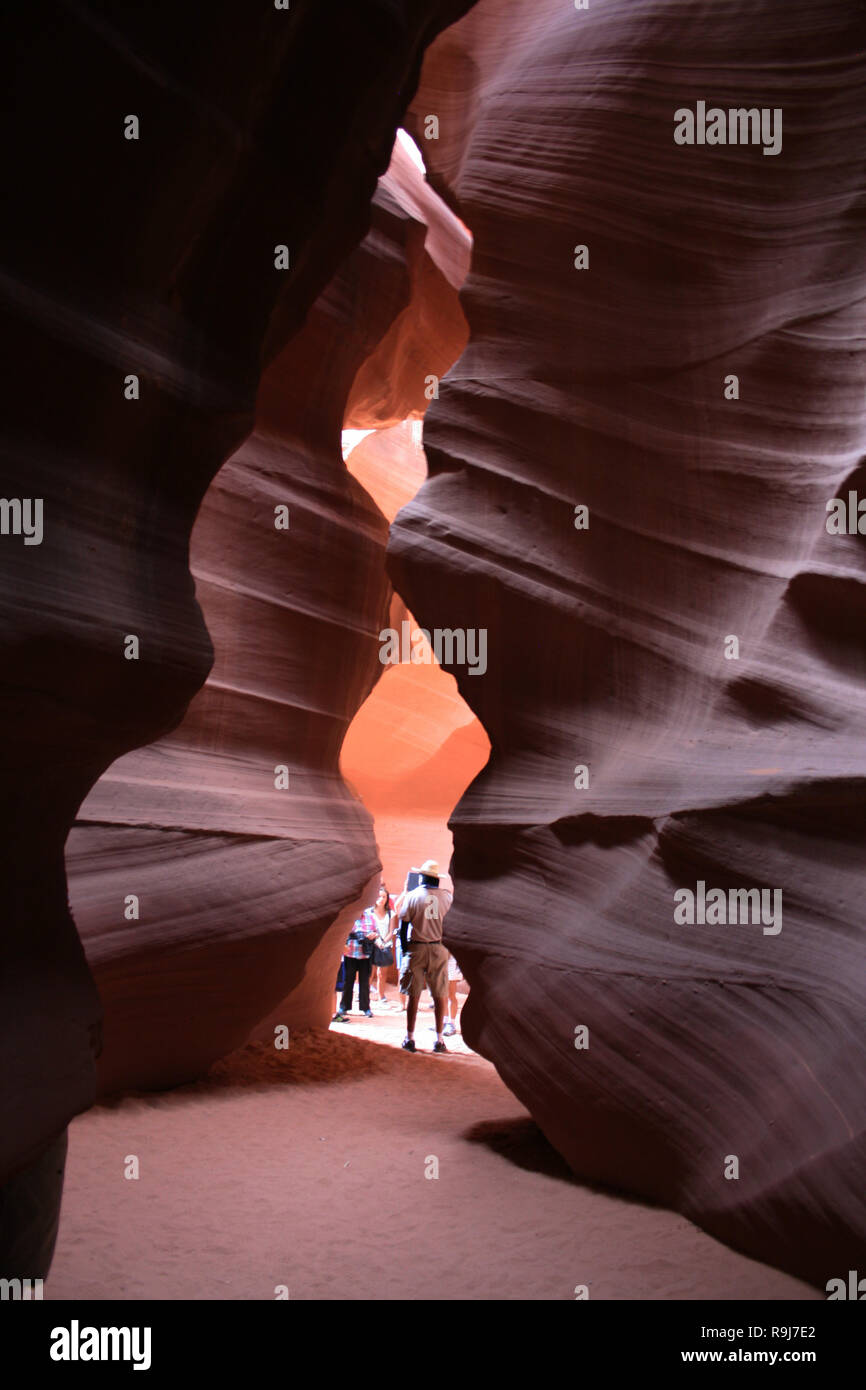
[420,859,441,877]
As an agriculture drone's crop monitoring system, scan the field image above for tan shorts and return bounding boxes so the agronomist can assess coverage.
[400,941,449,999]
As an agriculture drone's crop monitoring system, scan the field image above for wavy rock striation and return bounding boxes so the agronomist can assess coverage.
[69,142,472,1093]
[393,0,866,1283]
[1,0,476,1271]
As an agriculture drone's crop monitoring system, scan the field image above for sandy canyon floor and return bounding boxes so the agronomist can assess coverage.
[46,1000,818,1301]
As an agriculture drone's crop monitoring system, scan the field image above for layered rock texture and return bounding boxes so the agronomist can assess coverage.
[391,0,866,1283]
[3,0,863,1293]
[1,0,474,1269]
[339,148,489,883]
[69,139,473,1092]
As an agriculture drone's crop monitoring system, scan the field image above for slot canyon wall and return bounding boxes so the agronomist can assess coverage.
[391,0,866,1284]
[1,0,863,1293]
[1,0,476,1273]
[68,136,474,1093]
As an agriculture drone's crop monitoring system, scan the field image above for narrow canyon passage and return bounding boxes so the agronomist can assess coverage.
[341,418,489,898]
[335,417,486,1057]
[45,130,814,1302]
[3,0,864,1315]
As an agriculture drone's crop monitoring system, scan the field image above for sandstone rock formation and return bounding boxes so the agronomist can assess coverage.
[341,421,490,894]
[338,153,490,879]
[1,0,475,1271]
[68,143,473,1094]
[4,0,863,1295]
[392,0,866,1284]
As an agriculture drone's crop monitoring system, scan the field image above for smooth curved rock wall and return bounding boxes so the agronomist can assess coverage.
[68,152,471,1093]
[394,0,866,1284]
[1,0,476,1252]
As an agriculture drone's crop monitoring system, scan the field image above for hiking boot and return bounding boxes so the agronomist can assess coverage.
[432,1041,448,1054]
[401,1038,416,1052]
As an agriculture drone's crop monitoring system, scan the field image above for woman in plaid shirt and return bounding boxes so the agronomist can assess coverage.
[332,886,388,1021]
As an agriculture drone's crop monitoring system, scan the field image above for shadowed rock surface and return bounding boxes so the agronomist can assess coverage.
[0,0,475,1268]
[392,0,866,1284]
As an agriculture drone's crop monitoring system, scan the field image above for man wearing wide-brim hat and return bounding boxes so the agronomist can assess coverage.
[394,859,453,1053]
